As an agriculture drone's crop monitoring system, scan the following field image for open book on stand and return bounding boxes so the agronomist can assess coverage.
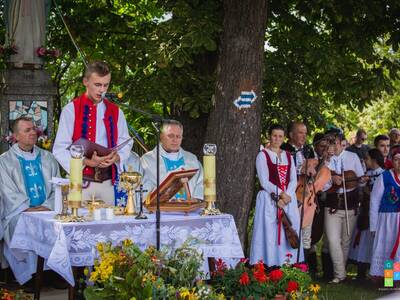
[145,168,205,213]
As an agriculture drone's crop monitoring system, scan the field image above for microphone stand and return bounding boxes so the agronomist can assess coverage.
[107,95,167,250]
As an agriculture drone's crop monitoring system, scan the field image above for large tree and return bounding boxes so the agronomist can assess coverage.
[3,0,399,249]
[205,0,267,244]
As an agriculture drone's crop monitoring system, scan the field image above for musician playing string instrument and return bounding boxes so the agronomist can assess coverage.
[306,133,335,278]
[250,124,302,266]
[325,130,368,284]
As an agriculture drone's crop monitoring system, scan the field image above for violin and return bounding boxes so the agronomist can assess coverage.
[271,193,299,249]
[327,170,379,193]
[296,158,331,228]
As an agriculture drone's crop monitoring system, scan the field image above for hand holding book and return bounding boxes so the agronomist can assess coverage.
[68,137,132,168]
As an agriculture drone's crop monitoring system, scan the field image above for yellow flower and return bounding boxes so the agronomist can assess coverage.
[83,268,89,276]
[290,291,297,300]
[309,283,321,294]
[42,139,52,150]
[123,239,132,247]
[97,243,104,253]
[180,289,190,298]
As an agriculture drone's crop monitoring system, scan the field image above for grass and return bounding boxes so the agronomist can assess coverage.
[316,279,389,300]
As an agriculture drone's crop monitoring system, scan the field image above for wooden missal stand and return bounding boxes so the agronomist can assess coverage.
[145,168,205,213]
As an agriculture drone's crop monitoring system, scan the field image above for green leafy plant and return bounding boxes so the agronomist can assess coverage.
[84,239,224,300]
[211,254,319,300]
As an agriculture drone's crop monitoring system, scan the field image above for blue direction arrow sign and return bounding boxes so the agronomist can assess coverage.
[234,90,257,109]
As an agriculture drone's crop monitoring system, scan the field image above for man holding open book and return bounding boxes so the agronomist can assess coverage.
[141,119,204,201]
[53,61,132,205]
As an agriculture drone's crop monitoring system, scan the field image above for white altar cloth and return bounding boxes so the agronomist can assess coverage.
[7,211,243,286]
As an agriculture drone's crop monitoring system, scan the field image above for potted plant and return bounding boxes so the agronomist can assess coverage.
[211,253,321,300]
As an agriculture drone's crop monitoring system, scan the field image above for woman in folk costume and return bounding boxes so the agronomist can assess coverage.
[250,124,303,266]
[349,149,384,279]
[370,147,400,276]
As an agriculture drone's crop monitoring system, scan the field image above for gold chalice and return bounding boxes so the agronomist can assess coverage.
[119,171,142,215]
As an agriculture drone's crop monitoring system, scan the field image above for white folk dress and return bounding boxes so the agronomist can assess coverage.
[250,148,303,266]
[370,170,400,276]
[349,167,383,263]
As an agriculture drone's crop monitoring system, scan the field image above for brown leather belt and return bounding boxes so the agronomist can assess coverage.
[326,189,359,211]
[83,166,112,183]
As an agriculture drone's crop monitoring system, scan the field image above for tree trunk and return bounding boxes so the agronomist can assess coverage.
[205,0,268,247]
[179,112,208,159]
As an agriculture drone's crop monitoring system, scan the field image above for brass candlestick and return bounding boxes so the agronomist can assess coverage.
[61,184,70,215]
[119,171,142,215]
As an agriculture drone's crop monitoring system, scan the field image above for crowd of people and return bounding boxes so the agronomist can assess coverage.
[250,121,400,284]
[0,60,398,287]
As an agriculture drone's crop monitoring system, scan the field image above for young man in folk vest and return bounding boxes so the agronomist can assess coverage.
[53,61,132,205]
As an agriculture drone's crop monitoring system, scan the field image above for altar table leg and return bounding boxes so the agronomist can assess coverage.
[208,257,216,277]
[68,266,84,300]
[34,256,44,300]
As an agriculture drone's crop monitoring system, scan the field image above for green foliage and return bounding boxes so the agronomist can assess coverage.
[263,0,400,134]
[84,239,223,300]
[1,0,400,139]
[211,258,316,299]
[40,0,222,148]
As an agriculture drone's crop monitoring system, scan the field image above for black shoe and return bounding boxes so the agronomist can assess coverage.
[356,262,369,280]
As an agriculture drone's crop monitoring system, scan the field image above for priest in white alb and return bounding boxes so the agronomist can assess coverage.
[0,116,59,280]
[140,119,203,201]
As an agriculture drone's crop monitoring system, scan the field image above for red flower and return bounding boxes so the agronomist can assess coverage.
[286,252,293,258]
[215,258,227,276]
[269,269,284,282]
[10,44,18,54]
[239,272,250,285]
[240,258,249,264]
[286,280,299,292]
[36,47,47,57]
[293,263,308,272]
[51,49,61,58]
[253,262,268,283]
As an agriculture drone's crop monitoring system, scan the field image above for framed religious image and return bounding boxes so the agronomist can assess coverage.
[9,100,48,133]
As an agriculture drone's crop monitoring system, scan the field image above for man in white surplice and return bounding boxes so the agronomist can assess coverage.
[140,120,203,201]
[0,116,59,274]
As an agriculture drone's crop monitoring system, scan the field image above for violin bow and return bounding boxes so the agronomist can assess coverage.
[341,159,351,236]
[297,157,309,263]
